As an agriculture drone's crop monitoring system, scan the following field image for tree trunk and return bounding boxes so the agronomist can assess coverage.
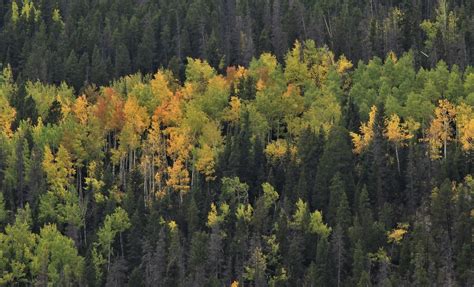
[395,144,400,174]
[443,137,447,160]
[120,232,124,257]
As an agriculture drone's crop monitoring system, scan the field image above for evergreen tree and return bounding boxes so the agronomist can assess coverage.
[314,126,354,212]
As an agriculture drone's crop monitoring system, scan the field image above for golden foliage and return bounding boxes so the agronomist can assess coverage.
[350,105,377,154]
[168,220,178,232]
[154,91,184,127]
[0,99,16,137]
[336,55,353,74]
[42,145,75,194]
[426,99,456,159]
[195,143,216,181]
[207,202,219,228]
[384,114,412,146]
[166,159,190,194]
[224,96,241,123]
[123,97,150,133]
[73,95,88,125]
[95,88,124,132]
[151,71,174,104]
[387,223,409,245]
[456,103,474,151]
[225,66,247,84]
[264,139,297,163]
[166,127,192,161]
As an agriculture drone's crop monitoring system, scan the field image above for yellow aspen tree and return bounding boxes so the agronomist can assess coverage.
[121,96,150,152]
[0,65,16,137]
[350,105,377,154]
[223,96,241,123]
[150,70,174,104]
[72,95,88,125]
[426,99,456,159]
[166,127,192,161]
[43,145,75,193]
[384,114,413,173]
[166,159,190,202]
[195,143,216,181]
[194,120,222,182]
[264,139,297,164]
[141,118,167,204]
[0,97,16,137]
[111,95,149,186]
[456,103,474,152]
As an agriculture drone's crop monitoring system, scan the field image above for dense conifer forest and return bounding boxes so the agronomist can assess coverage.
[0,0,473,286]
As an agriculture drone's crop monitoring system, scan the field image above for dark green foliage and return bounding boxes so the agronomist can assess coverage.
[314,126,354,212]
[1,0,473,89]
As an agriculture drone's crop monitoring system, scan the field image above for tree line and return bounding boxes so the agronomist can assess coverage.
[1,0,474,91]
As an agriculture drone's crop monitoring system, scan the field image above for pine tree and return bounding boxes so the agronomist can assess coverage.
[90,46,108,86]
[314,126,354,213]
[137,22,156,73]
[114,43,130,78]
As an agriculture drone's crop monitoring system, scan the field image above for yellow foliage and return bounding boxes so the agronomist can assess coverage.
[195,144,216,181]
[124,96,150,134]
[120,96,150,152]
[168,220,178,232]
[350,105,377,154]
[154,90,184,127]
[336,55,353,74]
[456,103,474,151]
[0,98,16,137]
[256,79,266,91]
[166,127,192,161]
[42,145,75,193]
[73,95,88,125]
[166,159,190,194]
[264,139,297,163]
[426,99,456,159]
[460,119,474,152]
[230,280,239,287]
[387,51,398,63]
[225,66,247,85]
[151,71,174,104]
[384,114,412,146]
[207,202,229,228]
[224,96,241,123]
[387,223,409,245]
[235,66,247,79]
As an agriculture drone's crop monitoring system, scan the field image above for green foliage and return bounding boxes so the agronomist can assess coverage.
[31,224,84,285]
[92,207,131,284]
[0,205,36,285]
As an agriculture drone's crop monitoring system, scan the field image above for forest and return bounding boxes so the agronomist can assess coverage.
[0,0,473,286]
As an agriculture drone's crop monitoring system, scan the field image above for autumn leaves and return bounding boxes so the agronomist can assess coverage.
[350,100,473,164]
